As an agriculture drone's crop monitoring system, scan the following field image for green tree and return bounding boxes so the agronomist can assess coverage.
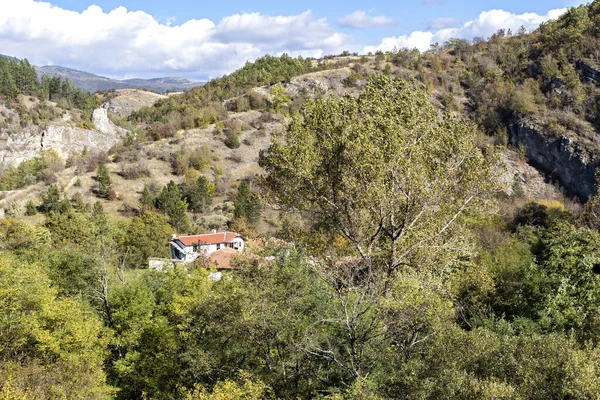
[124,212,173,268]
[233,180,261,223]
[157,181,190,232]
[39,184,70,214]
[270,83,291,113]
[259,75,499,380]
[25,200,37,216]
[186,175,215,213]
[260,75,498,275]
[139,184,155,212]
[0,255,112,398]
[97,163,112,199]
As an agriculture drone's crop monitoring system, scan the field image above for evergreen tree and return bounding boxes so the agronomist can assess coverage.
[96,164,112,199]
[157,181,189,232]
[91,200,108,231]
[25,199,37,216]
[233,180,261,223]
[0,68,18,99]
[512,173,525,199]
[139,184,155,212]
[186,175,214,213]
[39,184,62,214]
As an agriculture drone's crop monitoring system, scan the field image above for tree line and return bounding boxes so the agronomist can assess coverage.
[0,56,99,120]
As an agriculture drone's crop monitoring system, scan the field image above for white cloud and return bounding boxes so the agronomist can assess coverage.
[0,0,349,80]
[338,10,396,29]
[364,8,567,53]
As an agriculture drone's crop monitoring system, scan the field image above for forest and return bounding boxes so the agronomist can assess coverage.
[0,56,99,122]
[3,74,600,399]
[3,1,600,399]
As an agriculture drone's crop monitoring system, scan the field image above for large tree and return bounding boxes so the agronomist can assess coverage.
[260,75,499,276]
[157,180,190,233]
[259,75,500,378]
[233,180,261,224]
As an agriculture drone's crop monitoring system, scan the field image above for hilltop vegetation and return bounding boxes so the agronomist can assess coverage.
[0,56,99,114]
[392,1,600,139]
[131,54,327,129]
[3,1,600,398]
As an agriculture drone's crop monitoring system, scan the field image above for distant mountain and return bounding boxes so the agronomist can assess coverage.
[35,65,202,93]
[0,54,19,61]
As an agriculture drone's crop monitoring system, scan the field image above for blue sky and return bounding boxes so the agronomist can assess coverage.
[44,0,582,42]
[0,0,586,80]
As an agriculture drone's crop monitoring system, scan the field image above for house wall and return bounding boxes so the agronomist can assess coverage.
[199,244,219,254]
[232,237,244,250]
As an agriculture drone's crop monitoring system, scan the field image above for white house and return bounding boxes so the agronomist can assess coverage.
[169,231,245,262]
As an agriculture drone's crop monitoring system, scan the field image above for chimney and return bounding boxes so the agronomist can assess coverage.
[211,229,217,234]
[171,234,177,239]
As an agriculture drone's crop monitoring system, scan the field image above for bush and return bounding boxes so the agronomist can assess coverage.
[224,130,241,149]
[248,91,267,110]
[119,163,151,180]
[25,200,37,216]
[342,72,359,88]
[149,123,177,141]
[188,145,212,171]
[170,149,190,176]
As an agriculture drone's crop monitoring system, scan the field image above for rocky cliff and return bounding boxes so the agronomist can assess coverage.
[0,105,125,167]
[574,59,600,86]
[509,121,599,199]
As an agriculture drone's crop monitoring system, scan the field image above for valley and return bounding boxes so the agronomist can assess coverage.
[2,1,600,398]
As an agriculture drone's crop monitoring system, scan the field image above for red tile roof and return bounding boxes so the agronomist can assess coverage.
[174,232,242,246]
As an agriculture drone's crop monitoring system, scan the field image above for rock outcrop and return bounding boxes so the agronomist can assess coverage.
[92,105,126,136]
[574,59,600,86]
[509,121,599,199]
[0,105,126,167]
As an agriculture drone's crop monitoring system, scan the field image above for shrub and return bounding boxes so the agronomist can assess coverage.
[25,200,37,216]
[188,145,212,172]
[170,149,190,176]
[224,130,241,149]
[119,163,151,180]
[149,123,177,141]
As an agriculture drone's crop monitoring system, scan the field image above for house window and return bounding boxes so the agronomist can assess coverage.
[217,244,221,250]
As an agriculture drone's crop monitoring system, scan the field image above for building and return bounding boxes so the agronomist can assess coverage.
[169,231,245,262]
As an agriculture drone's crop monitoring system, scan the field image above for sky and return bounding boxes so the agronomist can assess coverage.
[0,0,587,81]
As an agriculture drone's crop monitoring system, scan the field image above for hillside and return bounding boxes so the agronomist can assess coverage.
[4,2,600,398]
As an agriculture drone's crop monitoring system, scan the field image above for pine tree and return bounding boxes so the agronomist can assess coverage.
[512,173,525,199]
[157,181,189,232]
[0,68,18,99]
[96,164,112,199]
[25,200,37,216]
[233,180,261,223]
[39,184,61,214]
[91,200,108,231]
[186,175,214,213]
[139,184,155,212]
